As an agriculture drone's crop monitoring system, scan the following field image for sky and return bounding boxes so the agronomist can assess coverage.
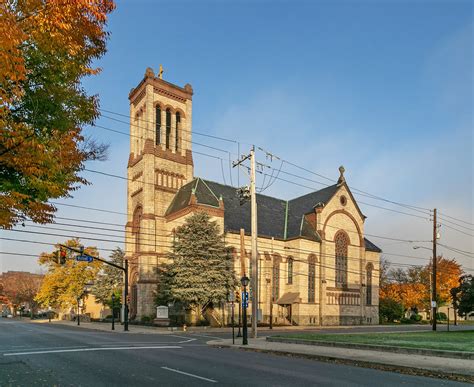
[1,0,473,275]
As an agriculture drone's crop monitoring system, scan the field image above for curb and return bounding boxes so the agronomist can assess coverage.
[207,341,474,383]
[266,337,474,360]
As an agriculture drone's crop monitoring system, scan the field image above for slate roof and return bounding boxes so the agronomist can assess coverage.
[364,237,382,253]
[286,185,339,239]
[165,177,381,252]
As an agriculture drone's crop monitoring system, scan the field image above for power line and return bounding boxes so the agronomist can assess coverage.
[89,119,436,223]
[24,208,432,251]
[50,201,127,216]
[440,223,474,238]
[438,211,474,227]
[438,217,474,232]
[95,109,436,217]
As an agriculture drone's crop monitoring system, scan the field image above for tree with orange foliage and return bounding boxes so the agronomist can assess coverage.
[0,271,43,315]
[0,0,115,228]
[380,256,463,315]
[427,256,463,307]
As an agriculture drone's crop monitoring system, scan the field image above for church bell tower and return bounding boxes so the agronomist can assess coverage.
[125,66,194,319]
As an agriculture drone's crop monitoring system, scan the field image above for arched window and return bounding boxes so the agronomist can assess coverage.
[335,231,349,287]
[165,109,171,149]
[132,206,143,253]
[287,257,293,284]
[308,255,316,303]
[155,106,161,145]
[175,112,180,151]
[366,263,373,305]
[272,255,280,301]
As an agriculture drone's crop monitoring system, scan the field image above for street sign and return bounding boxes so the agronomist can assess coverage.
[76,255,93,263]
[228,292,235,302]
[242,291,249,308]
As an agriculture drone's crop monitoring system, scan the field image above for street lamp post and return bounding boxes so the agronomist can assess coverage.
[241,276,250,345]
[111,293,115,331]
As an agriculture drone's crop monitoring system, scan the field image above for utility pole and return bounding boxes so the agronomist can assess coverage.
[250,147,258,338]
[432,208,437,332]
[233,148,259,339]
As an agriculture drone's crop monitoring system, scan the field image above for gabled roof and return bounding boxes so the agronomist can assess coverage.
[286,185,339,239]
[165,178,219,216]
[165,177,376,249]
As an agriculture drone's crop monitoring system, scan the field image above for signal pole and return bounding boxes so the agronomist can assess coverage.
[432,208,437,331]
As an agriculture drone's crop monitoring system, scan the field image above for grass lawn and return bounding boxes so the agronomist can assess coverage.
[274,330,474,353]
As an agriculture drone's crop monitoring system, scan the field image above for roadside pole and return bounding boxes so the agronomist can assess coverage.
[250,147,258,339]
[231,300,235,345]
[111,293,115,331]
[432,208,437,331]
[124,259,129,332]
[77,297,80,326]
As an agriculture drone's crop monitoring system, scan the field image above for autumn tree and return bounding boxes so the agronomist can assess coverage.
[156,212,238,322]
[35,239,102,311]
[380,256,463,317]
[0,271,43,315]
[0,0,115,228]
[91,247,124,308]
[428,257,463,306]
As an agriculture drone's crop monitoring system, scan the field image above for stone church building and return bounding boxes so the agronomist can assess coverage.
[125,68,381,326]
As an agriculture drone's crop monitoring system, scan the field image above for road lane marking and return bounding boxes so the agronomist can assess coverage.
[161,366,217,383]
[2,345,89,353]
[4,345,181,356]
[189,333,223,340]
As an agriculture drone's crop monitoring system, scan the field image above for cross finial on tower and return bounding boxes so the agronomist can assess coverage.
[158,64,164,79]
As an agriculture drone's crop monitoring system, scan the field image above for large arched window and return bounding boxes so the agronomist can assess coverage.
[287,257,293,284]
[308,255,316,303]
[155,106,161,145]
[272,255,281,301]
[366,263,373,305]
[335,231,349,287]
[175,112,180,151]
[165,109,171,149]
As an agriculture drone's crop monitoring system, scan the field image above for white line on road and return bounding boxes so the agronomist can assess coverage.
[161,366,217,383]
[189,333,224,340]
[4,345,181,356]
[2,345,89,353]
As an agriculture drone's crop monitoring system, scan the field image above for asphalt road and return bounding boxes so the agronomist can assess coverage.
[0,318,468,386]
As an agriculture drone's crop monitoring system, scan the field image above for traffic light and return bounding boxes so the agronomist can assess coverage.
[56,248,67,264]
[236,186,250,206]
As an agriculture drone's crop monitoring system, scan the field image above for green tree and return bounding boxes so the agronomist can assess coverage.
[157,212,238,321]
[91,247,124,308]
[379,298,404,323]
[451,274,473,318]
[35,239,102,310]
[0,0,115,228]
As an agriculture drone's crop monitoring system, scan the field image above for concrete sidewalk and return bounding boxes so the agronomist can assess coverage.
[207,337,474,382]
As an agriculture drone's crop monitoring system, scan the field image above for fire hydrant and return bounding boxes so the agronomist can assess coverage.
[182,324,187,332]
